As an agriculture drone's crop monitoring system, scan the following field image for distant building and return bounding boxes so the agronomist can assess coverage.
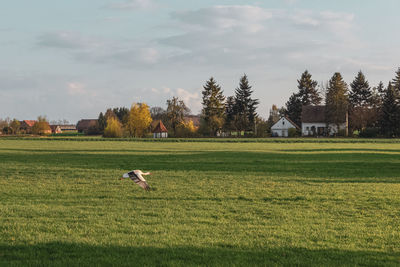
[301,105,348,136]
[20,120,37,134]
[50,124,78,134]
[152,120,168,138]
[76,119,98,134]
[271,117,300,137]
[50,125,62,134]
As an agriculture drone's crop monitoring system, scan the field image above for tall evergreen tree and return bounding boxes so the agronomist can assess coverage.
[233,74,259,133]
[224,96,236,133]
[325,72,349,135]
[376,81,386,97]
[380,82,399,136]
[97,112,106,133]
[285,70,321,126]
[392,67,400,93]
[285,93,302,127]
[297,70,322,105]
[349,71,371,107]
[201,77,226,136]
[113,107,129,124]
[349,71,372,132]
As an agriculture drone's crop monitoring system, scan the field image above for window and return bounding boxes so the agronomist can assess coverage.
[306,127,309,131]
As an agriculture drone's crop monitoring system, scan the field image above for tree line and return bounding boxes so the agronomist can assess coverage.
[89,74,261,138]
[2,68,400,138]
[283,68,400,137]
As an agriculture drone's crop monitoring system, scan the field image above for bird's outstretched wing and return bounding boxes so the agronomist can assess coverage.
[126,171,151,191]
[137,181,150,191]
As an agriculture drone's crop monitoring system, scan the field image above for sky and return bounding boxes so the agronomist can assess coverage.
[1,0,400,123]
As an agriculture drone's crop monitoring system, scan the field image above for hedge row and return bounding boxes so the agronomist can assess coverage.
[2,136,400,143]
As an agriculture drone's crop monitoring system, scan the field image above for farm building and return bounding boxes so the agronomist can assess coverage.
[152,120,168,138]
[19,120,37,134]
[271,117,300,137]
[61,125,77,132]
[301,105,348,136]
[50,125,62,134]
[76,119,98,134]
[20,120,52,134]
[50,125,78,134]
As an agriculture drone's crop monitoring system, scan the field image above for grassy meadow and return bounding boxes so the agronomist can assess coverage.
[0,139,400,266]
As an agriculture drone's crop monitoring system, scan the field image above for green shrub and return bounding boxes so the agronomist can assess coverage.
[288,128,300,137]
[359,128,379,138]
[337,129,347,137]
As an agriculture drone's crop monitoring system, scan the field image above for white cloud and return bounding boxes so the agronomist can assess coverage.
[176,88,201,113]
[67,82,86,96]
[37,31,161,67]
[162,87,171,94]
[107,0,158,10]
[159,5,362,72]
[144,86,201,113]
[172,5,273,33]
[37,31,104,50]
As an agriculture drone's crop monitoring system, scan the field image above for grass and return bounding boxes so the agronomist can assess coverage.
[0,140,400,266]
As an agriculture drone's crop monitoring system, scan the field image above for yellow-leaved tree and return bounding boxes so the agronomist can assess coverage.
[127,103,152,137]
[176,120,198,137]
[32,116,51,135]
[103,117,123,138]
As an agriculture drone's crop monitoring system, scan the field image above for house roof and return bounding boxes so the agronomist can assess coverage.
[153,121,168,133]
[302,105,347,123]
[60,125,77,130]
[284,116,300,129]
[50,125,60,131]
[301,105,326,123]
[76,119,97,130]
[22,120,37,127]
[271,116,300,130]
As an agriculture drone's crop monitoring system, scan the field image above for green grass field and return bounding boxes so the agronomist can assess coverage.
[1,139,400,266]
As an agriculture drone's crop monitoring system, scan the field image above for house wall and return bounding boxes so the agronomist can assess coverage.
[153,132,168,138]
[271,117,297,137]
[302,122,347,136]
[302,123,327,136]
[271,129,288,137]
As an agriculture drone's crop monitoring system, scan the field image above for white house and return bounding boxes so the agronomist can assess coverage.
[271,117,300,137]
[152,120,168,138]
[301,105,348,136]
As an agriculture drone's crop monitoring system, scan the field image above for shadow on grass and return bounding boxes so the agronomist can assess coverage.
[1,150,400,182]
[0,242,399,266]
[283,148,400,153]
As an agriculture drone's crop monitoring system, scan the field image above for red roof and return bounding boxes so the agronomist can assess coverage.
[23,120,37,127]
[153,121,168,133]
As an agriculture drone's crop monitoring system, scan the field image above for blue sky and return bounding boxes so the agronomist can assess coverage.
[1,0,400,123]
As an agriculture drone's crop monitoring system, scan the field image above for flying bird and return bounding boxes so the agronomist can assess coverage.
[121,170,151,191]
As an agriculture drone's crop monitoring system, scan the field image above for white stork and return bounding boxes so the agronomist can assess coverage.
[121,170,151,191]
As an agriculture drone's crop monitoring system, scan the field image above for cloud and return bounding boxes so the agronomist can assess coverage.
[106,0,158,10]
[35,6,362,73]
[37,31,104,50]
[143,86,201,113]
[159,5,360,72]
[176,88,201,113]
[37,31,160,67]
[67,82,86,96]
[172,5,273,33]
